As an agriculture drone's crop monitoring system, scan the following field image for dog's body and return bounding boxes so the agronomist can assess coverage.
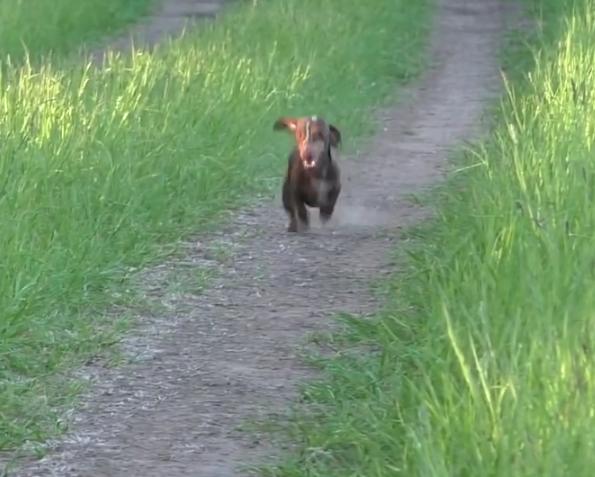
[274,116,342,232]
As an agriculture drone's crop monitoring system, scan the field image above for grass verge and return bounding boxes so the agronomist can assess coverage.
[0,0,154,63]
[262,0,595,475]
[0,0,433,453]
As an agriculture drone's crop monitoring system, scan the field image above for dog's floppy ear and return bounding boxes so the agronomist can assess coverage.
[329,124,342,147]
[273,117,298,132]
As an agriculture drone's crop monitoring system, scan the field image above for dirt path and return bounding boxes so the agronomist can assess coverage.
[87,0,229,63]
[13,0,511,475]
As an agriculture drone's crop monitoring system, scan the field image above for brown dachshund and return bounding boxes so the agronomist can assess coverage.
[274,115,342,232]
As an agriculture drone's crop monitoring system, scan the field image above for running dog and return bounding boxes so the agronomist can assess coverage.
[273,115,342,232]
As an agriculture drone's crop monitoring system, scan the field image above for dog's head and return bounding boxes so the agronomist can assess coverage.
[273,115,341,170]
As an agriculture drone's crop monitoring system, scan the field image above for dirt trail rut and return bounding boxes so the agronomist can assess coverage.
[15,0,511,475]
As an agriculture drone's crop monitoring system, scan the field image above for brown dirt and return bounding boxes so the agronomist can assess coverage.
[10,0,515,475]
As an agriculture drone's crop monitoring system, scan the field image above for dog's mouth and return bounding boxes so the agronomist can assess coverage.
[299,140,326,170]
[300,152,317,169]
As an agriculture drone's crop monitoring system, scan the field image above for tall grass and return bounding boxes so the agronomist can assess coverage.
[0,0,154,63]
[266,0,595,475]
[0,0,432,451]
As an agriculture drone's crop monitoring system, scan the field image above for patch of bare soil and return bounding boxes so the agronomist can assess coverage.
[11,0,514,475]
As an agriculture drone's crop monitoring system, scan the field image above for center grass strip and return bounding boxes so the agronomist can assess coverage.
[264,0,595,476]
[0,0,155,63]
[0,0,433,452]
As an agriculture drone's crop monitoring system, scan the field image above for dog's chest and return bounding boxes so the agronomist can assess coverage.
[301,177,331,207]
[313,178,331,201]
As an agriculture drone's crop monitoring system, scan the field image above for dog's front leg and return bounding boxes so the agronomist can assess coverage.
[320,181,341,224]
[282,177,299,232]
[296,198,309,231]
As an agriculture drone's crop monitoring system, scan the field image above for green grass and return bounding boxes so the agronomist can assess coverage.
[0,0,432,453]
[0,0,155,62]
[0,0,154,63]
[262,0,595,476]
